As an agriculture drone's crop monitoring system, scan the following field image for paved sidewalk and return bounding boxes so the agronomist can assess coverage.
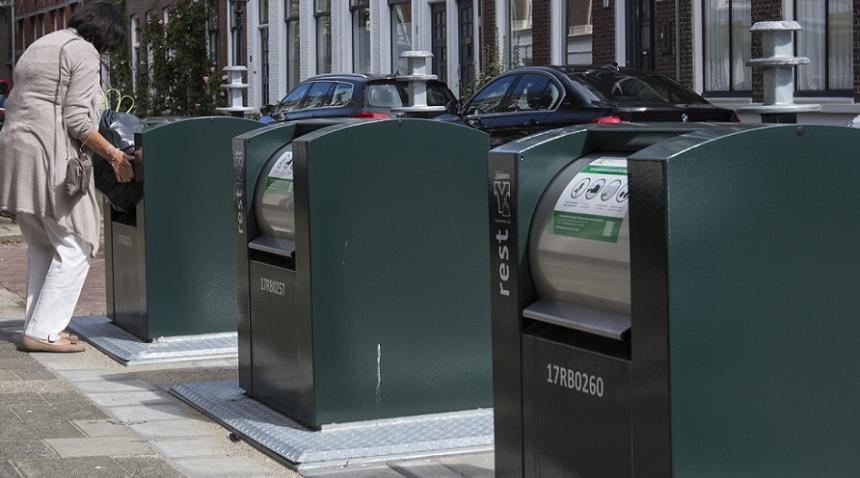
[0,241,496,477]
[0,217,22,243]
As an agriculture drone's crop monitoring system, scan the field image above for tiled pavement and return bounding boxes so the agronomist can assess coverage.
[0,234,496,477]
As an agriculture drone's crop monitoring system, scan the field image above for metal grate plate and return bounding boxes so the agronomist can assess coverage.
[171,379,494,470]
[68,315,238,366]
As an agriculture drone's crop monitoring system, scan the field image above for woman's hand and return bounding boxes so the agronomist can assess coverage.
[109,146,135,183]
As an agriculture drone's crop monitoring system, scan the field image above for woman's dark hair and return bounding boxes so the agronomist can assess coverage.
[68,1,127,53]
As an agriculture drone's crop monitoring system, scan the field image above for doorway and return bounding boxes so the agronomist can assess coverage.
[626,0,655,70]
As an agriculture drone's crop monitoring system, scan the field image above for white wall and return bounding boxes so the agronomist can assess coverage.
[245,0,484,107]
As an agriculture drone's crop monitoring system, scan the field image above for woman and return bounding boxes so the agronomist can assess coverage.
[0,2,134,353]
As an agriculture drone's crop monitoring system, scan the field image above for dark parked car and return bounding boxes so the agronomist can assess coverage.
[439,65,738,146]
[261,73,457,124]
[0,80,10,130]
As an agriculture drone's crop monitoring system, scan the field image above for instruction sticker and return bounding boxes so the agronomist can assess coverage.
[550,158,629,242]
[266,149,294,196]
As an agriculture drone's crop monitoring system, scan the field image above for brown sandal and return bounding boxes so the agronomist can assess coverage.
[19,335,86,353]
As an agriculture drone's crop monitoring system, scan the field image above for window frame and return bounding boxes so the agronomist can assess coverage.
[389,0,412,74]
[464,73,521,115]
[502,72,566,113]
[351,0,371,73]
[315,0,332,74]
[297,81,335,110]
[794,0,853,97]
[701,0,752,98]
[285,0,300,90]
[563,0,593,65]
[508,0,533,68]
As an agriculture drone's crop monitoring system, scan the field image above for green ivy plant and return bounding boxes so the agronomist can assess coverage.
[115,0,223,117]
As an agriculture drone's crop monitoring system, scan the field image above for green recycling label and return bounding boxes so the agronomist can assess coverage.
[550,157,629,242]
[264,149,294,196]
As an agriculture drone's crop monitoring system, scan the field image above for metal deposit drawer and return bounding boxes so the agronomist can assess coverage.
[522,329,632,478]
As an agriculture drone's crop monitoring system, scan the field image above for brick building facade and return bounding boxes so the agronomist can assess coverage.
[479,0,860,124]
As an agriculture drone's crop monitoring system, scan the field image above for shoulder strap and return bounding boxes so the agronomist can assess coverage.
[54,37,84,160]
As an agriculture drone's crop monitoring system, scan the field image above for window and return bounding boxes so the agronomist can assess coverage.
[285,0,300,90]
[703,0,751,93]
[231,1,243,65]
[390,1,412,74]
[510,0,532,67]
[502,74,561,112]
[467,75,518,114]
[259,0,269,23]
[315,0,332,74]
[207,8,218,64]
[565,0,592,64]
[351,0,371,73]
[796,0,852,93]
[570,70,707,104]
[299,81,333,109]
[275,82,311,114]
[260,29,271,105]
[259,2,270,106]
[329,83,355,107]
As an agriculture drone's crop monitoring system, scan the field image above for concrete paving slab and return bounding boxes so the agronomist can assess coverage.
[108,402,192,423]
[0,438,59,460]
[0,461,22,478]
[11,368,57,381]
[128,418,220,439]
[389,459,465,478]
[73,379,157,394]
[434,453,495,478]
[113,456,187,478]
[12,456,131,478]
[173,456,290,478]
[85,390,173,407]
[303,465,407,478]
[9,398,105,424]
[0,369,21,381]
[52,369,117,382]
[72,419,136,438]
[151,436,239,458]
[44,436,154,458]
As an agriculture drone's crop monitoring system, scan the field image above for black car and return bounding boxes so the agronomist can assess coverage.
[261,74,457,124]
[439,65,738,146]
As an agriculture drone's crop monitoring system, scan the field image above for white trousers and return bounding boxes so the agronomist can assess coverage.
[16,213,92,341]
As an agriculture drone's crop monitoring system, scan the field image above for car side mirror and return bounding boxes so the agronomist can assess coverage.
[446,99,461,115]
[260,103,276,116]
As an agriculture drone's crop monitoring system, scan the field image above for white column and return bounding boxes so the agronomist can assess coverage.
[446,0,459,94]
[614,0,625,66]
[381,0,393,72]
[267,0,282,100]
[691,0,703,93]
[551,0,564,64]
[495,0,507,68]
[371,0,385,73]
[414,0,433,51]
[331,1,349,72]
[246,0,259,106]
[300,0,315,78]
[472,0,480,85]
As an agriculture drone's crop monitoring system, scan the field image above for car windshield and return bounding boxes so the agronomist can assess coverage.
[570,70,707,105]
[367,82,452,108]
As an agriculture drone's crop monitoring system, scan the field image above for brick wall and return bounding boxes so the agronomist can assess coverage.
[751,0,782,101]
[532,0,551,65]
[592,0,615,65]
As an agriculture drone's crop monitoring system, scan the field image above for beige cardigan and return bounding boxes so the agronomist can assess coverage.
[0,28,104,255]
